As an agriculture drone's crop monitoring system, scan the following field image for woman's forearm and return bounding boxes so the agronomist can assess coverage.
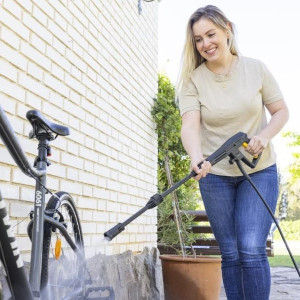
[181,111,211,179]
[259,103,289,140]
[181,123,203,161]
[247,100,289,156]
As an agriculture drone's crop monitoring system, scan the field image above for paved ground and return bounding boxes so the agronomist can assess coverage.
[220,267,300,299]
[219,240,300,299]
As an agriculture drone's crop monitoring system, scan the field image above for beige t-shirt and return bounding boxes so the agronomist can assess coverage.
[179,56,283,176]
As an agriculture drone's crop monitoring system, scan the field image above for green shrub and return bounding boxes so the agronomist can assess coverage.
[273,220,300,240]
[152,74,200,250]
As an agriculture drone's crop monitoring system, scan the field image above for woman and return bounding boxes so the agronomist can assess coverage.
[177,5,289,300]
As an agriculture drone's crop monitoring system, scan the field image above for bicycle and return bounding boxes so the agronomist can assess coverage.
[0,105,114,300]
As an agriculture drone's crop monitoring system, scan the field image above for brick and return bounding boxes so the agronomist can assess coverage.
[79,122,98,140]
[27,62,43,81]
[0,59,17,81]
[20,186,35,202]
[82,184,93,197]
[44,73,69,97]
[1,104,16,122]
[65,49,87,73]
[48,91,64,108]
[32,0,54,19]
[92,210,109,223]
[60,180,82,196]
[54,11,67,31]
[65,74,86,96]
[49,0,72,22]
[3,0,22,19]
[70,65,82,81]
[82,74,99,95]
[0,183,20,200]
[46,176,59,191]
[52,37,66,55]
[17,218,31,235]
[9,114,24,135]
[68,1,88,28]
[82,210,93,221]
[33,5,48,25]
[47,163,66,178]
[12,169,35,186]
[48,19,70,45]
[68,114,80,130]
[84,136,94,150]
[0,165,10,181]
[15,0,33,13]
[61,152,83,169]
[1,26,20,49]
[46,46,71,73]
[42,101,69,122]
[67,129,85,146]
[78,170,98,185]
[0,41,27,70]
[15,236,32,252]
[77,197,97,209]
[10,202,32,218]
[20,41,51,70]
[30,33,47,53]
[66,168,78,181]
[18,73,49,100]
[67,141,79,156]
[22,12,52,44]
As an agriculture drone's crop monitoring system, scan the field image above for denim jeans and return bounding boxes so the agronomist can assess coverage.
[199,164,278,300]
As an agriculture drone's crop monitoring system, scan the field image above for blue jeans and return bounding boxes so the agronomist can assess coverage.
[199,164,278,300]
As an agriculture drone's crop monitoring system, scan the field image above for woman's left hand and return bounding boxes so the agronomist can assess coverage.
[246,135,269,156]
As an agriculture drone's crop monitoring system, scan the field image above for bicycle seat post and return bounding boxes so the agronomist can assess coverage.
[29,137,50,297]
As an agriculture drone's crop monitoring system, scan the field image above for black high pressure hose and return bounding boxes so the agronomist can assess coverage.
[235,159,300,277]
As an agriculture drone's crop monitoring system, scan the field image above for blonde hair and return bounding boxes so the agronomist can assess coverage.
[176,5,239,94]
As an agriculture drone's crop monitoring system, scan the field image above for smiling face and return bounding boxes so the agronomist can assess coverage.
[192,18,230,65]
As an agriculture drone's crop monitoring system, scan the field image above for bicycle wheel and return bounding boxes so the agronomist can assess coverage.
[41,191,85,299]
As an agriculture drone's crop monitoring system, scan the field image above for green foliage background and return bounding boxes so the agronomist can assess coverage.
[273,220,300,240]
[281,132,300,220]
[152,74,199,247]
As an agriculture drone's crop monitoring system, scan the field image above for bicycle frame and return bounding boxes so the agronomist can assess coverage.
[0,106,83,299]
[29,138,48,296]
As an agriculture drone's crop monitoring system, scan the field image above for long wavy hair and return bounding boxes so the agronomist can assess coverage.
[176,5,239,94]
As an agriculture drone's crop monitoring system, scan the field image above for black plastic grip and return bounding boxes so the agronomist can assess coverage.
[195,132,261,172]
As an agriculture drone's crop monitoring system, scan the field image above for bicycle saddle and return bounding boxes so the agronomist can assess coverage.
[26,110,70,141]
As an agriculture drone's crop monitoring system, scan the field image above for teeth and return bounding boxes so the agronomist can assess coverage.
[206,48,216,54]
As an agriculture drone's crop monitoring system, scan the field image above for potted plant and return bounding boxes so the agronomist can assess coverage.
[152,74,222,300]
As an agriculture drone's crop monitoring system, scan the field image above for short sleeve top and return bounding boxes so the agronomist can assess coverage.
[179,56,283,176]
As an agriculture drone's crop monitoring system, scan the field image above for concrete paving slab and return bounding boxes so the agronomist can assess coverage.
[220,267,300,300]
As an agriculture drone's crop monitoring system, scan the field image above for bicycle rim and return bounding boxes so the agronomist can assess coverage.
[41,192,85,299]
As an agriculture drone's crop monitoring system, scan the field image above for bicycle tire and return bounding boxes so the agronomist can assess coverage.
[0,193,33,300]
[40,191,85,299]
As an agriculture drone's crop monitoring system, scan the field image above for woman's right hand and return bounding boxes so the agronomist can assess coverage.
[191,159,211,180]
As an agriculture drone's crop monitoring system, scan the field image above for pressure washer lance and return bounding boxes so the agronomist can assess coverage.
[104,131,300,278]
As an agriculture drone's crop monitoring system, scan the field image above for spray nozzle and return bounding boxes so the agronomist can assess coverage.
[103,223,125,241]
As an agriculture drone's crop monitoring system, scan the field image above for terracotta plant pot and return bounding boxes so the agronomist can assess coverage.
[160,255,222,300]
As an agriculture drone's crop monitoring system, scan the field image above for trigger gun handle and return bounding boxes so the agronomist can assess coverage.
[194,132,262,174]
[240,140,262,168]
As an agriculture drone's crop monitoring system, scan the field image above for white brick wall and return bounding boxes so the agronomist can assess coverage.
[0,0,158,258]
